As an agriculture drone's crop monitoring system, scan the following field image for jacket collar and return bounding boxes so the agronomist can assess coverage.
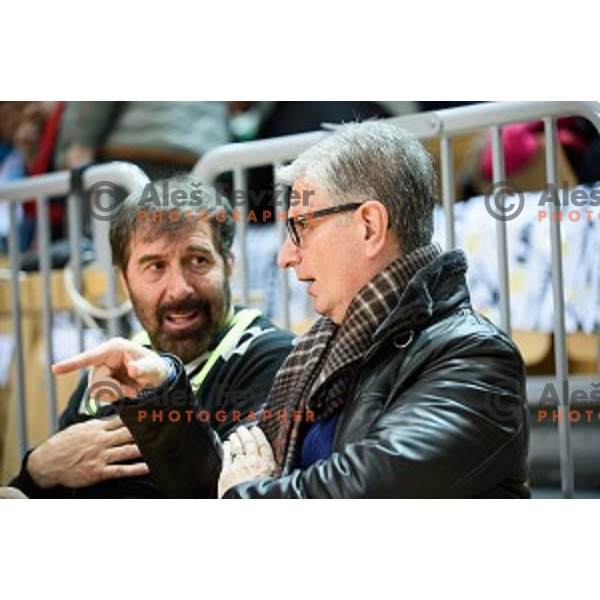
[373,249,470,341]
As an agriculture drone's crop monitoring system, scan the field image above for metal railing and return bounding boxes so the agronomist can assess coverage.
[0,162,150,458]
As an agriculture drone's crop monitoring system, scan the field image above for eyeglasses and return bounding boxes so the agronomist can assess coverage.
[285,203,362,247]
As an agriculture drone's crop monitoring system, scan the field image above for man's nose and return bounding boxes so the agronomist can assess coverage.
[166,267,195,300]
[277,236,300,269]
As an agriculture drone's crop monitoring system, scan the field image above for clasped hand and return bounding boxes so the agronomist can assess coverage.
[218,425,279,498]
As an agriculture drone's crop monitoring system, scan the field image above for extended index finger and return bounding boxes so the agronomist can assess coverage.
[52,340,119,375]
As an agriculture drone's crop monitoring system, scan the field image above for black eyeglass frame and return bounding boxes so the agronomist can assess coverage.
[285,202,363,247]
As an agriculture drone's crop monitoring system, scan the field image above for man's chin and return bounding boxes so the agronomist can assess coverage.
[160,338,209,364]
[153,328,211,364]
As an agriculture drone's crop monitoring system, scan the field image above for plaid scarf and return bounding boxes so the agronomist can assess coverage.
[263,243,442,474]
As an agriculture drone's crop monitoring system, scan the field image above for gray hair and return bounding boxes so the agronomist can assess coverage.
[277,120,436,253]
[109,175,235,273]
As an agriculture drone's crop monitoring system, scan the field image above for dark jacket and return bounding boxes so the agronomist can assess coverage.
[121,251,530,498]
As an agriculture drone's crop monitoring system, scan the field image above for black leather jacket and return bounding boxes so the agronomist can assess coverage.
[120,250,530,498]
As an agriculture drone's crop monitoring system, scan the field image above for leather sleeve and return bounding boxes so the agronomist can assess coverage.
[118,360,222,498]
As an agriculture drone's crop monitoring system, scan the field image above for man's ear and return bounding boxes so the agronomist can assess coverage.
[226,252,235,278]
[357,200,391,259]
[117,269,131,299]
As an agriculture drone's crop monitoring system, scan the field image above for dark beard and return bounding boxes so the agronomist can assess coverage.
[132,290,230,364]
[153,298,216,364]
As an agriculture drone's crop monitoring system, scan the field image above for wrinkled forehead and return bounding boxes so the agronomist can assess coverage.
[129,219,217,257]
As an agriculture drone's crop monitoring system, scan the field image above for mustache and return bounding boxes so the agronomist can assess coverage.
[156,298,210,323]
